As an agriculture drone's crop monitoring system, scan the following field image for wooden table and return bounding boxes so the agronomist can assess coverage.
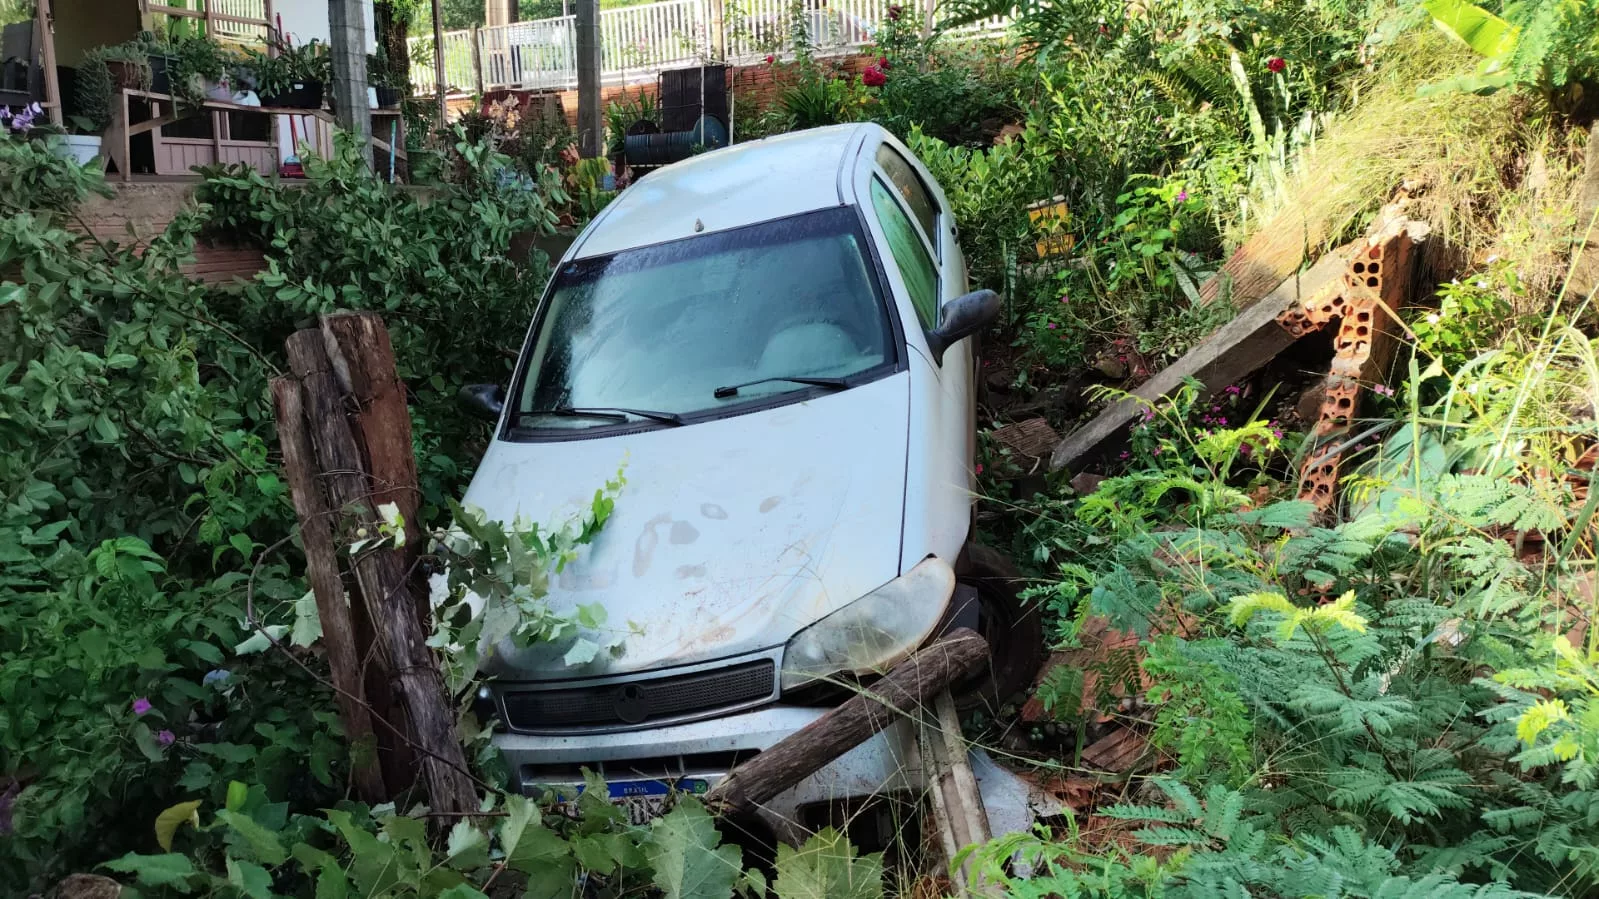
[104,88,407,181]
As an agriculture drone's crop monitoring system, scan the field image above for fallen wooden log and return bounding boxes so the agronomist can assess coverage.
[706,628,989,817]
[1050,247,1355,473]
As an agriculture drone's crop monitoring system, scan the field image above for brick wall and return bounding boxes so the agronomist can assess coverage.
[77,183,268,286]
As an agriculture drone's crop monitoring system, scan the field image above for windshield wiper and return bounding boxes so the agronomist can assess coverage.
[713,375,850,399]
[518,405,686,426]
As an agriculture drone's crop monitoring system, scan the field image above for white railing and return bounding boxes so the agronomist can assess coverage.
[408,0,1008,95]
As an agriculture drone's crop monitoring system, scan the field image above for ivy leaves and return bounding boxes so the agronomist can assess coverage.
[647,800,744,899]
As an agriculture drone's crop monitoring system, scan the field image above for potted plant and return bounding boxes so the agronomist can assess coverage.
[250,38,329,109]
[76,44,152,134]
[0,103,98,165]
[367,52,405,108]
[169,34,232,106]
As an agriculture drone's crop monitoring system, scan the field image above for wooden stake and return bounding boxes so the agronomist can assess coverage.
[706,629,988,818]
[285,316,477,818]
[271,377,388,803]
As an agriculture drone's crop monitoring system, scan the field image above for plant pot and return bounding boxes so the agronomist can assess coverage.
[374,86,402,108]
[206,80,234,102]
[148,55,176,94]
[54,134,102,165]
[263,79,323,109]
[105,59,146,90]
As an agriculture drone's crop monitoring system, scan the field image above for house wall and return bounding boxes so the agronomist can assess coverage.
[53,0,141,67]
[273,0,377,53]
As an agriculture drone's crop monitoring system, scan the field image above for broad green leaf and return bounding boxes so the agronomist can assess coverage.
[226,781,249,812]
[154,800,202,851]
[435,886,490,899]
[101,853,197,889]
[133,723,166,762]
[444,819,492,871]
[563,638,601,667]
[1422,0,1518,59]
[290,590,323,648]
[218,809,290,865]
[226,857,275,899]
[772,828,884,899]
[235,625,288,656]
[647,799,742,899]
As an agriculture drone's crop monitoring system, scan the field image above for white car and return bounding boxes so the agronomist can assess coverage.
[459,123,1040,845]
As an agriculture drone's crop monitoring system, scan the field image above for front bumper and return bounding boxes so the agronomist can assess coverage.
[498,703,921,843]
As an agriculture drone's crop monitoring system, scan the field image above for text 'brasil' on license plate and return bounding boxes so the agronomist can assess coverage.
[559,777,710,825]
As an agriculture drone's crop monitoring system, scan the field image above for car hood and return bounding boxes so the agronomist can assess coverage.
[462,374,911,680]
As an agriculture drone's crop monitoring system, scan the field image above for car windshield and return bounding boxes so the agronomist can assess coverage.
[511,207,893,431]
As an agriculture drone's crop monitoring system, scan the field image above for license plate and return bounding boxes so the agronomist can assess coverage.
[558,777,711,825]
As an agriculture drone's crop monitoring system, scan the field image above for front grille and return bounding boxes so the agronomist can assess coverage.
[501,660,777,732]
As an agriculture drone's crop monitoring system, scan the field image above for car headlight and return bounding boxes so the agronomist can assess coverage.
[780,557,956,691]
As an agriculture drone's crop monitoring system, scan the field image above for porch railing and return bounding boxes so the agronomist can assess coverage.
[408,0,1008,96]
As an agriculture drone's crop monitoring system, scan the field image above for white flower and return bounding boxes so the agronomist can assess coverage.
[1426,312,1441,324]
[1474,280,1488,288]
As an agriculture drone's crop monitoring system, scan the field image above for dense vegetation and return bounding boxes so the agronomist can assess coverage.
[4,0,1599,895]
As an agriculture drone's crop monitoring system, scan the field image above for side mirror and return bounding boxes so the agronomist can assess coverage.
[459,383,506,422]
[926,289,1001,364]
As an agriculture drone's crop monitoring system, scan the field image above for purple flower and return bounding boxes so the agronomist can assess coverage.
[1140,407,1156,422]
[1176,190,1189,202]
[1046,322,1057,329]
[202,669,232,686]
[1224,385,1241,395]
[1372,383,1395,397]
[1119,451,1130,460]
[1272,428,1284,438]
[132,697,152,716]
[156,730,175,747]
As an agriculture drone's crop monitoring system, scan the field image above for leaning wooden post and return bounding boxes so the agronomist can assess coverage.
[284,313,477,817]
[706,628,988,817]
[272,379,389,802]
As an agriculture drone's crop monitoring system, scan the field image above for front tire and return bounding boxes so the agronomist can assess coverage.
[953,543,1045,715]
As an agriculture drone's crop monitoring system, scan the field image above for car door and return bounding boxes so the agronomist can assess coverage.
[857,134,975,570]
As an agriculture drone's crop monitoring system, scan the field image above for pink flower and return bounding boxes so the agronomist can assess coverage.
[975,464,984,475]
[1267,57,1286,73]
[156,730,175,747]
[862,65,887,87]
[1176,189,1188,202]
[879,56,892,70]
[132,697,152,716]
[1046,322,1057,330]
[764,54,775,65]
[1372,383,1395,397]
[1059,295,1069,303]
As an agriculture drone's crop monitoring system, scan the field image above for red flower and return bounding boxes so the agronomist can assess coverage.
[887,4,902,20]
[764,54,775,65]
[862,65,887,87]
[879,56,891,70]
[1267,56,1286,73]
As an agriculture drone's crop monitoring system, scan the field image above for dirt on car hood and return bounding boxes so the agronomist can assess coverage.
[462,373,911,680]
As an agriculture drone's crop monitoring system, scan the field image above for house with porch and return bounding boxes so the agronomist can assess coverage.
[4,0,394,181]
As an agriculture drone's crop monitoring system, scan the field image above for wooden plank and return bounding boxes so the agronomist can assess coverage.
[271,377,388,802]
[285,323,477,817]
[1050,246,1354,473]
[706,628,989,817]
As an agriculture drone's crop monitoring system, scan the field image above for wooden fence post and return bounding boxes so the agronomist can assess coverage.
[282,312,477,818]
[271,378,388,803]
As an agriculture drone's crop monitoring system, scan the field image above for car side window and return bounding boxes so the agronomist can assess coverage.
[875,144,939,254]
[870,177,940,329]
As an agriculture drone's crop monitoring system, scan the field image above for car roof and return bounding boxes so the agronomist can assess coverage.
[568,123,877,259]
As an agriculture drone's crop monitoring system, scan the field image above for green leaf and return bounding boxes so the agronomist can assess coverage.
[226,857,276,899]
[235,625,287,655]
[218,809,290,865]
[435,886,490,899]
[647,799,742,899]
[133,723,167,762]
[563,637,601,667]
[444,819,492,871]
[1423,0,1518,59]
[155,800,203,851]
[226,780,249,812]
[772,828,884,899]
[290,590,323,648]
[101,853,197,889]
